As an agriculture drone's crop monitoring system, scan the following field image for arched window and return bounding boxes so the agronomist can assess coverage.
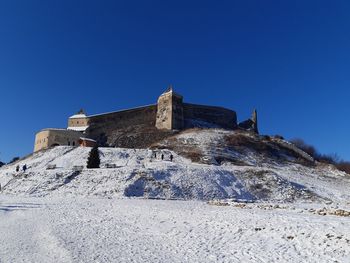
[68,141,70,146]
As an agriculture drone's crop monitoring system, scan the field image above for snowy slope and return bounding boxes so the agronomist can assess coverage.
[1,129,350,263]
[0,196,350,263]
[0,129,349,204]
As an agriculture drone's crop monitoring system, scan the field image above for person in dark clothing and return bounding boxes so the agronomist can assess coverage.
[154,152,157,159]
[170,154,173,162]
[22,164,27,172]
[16,165,19,172]
[161,154,164,160]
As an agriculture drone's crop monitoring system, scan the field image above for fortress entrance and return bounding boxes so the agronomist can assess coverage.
[51,143,60,147]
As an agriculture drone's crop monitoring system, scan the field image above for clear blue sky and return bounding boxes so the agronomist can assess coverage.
[0,0,349,162]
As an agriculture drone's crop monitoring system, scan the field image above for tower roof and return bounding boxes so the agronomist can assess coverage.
[69,109,87,119]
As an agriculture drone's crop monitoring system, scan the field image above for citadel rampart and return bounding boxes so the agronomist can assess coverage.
[34,129,83,152]
[88,105,157,130]
[34,88,258,152]
[87,105,159,147]
[183,103,237,129]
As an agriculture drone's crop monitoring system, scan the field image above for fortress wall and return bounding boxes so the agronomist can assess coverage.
[34,130,50,152]
[33,90,246,152]
[183,103,237,129]
[88,105,157,128]
[34,129,83,152]
[86,105,158,145]
[156,90,184,130]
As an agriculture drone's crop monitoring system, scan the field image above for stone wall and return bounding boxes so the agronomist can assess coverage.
[34,90,244,152]
[155,90,184,130]
[183,103,237,130]
[84,100,237,147]
[34,129,83,152]
[68,117,89,129]
[87,105,158,146]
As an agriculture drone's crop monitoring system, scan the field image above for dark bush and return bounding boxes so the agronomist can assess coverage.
[225,134,278,156]
[261,135,271,141]
[316,153,340,165]
[226,134,251,146]
[336,162,350,175]
[182,151,202,163]
[87,146,100,169]
[291,138,345,166]
[0,161,5,167]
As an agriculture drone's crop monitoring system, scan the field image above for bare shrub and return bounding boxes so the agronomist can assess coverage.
[226,134,275,154]
[336,162,350,175]
[290,139,317,158]
[291,138,348,168]
[291,139,338,164]
[181,151,202,163]
[316,153,340,165]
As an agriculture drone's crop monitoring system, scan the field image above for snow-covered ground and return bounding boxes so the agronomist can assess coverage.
[1,129,350,262]
[0,195,349,263]
[0,142,349,203]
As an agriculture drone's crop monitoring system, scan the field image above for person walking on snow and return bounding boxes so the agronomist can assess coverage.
[161,154,164,160]
[16,165,19,172]
[170,154,173,162]
[22,164,27,172]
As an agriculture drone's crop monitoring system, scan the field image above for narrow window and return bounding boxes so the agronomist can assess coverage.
[73,141,75,146]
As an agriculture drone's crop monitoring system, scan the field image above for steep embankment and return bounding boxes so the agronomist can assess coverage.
[0,129,349,203]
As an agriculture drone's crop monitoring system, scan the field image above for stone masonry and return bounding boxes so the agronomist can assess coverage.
[34,88,258,152]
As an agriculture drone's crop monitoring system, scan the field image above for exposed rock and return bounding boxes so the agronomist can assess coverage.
[238,109,259,134]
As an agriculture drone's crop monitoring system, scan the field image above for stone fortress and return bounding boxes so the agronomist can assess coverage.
[34,87,258,152]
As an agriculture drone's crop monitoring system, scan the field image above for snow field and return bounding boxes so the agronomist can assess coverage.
[1,143,350,203]
[0,196,349,263]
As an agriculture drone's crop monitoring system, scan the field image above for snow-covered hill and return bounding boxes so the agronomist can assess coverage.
[1,129,350,263]
[1,129,349,204]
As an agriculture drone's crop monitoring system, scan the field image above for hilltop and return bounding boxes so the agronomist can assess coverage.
[1,129,349,204]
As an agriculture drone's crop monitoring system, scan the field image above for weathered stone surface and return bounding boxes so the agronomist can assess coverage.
[155,89,184,130]
[238,119,254,130]
[183,103,237,130]
[34,129,83,152]
[34,89,255,152]
[87,105,158,146]
[238,109,259,134]
[251,109,258,134]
